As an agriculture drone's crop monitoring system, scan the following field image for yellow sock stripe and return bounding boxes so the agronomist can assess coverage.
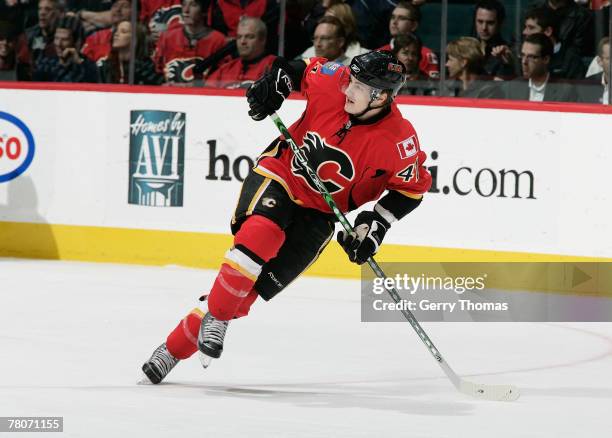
[190,308,205,318]
[223,257,258,282]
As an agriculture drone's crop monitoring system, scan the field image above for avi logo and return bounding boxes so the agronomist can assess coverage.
[128,110,185,207]
[0,111,35,183]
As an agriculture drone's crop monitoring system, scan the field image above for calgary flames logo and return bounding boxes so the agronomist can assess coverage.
[150,6,182,31]
[291,132,355,194]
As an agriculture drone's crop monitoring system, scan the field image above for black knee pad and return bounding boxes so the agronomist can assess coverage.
[254,208,335,301]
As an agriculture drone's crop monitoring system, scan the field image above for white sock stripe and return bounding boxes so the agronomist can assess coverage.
[182,317,198,346]
[218,270,251,298]
[374,203,397,224]
[225,248,263,278]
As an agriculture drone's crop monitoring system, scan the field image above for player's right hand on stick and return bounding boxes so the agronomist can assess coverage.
[337,211,390,265]
[246,68,293,121]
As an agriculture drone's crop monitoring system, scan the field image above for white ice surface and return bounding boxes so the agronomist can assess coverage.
[1,259,611,437]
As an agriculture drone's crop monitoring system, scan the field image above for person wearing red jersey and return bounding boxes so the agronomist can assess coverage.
[207,0,279,54]
[379,1,439,80]
[140,0,184,43]
[205,16,274,88]
[81,0,131,62]
[153,0,226,84]
[207,0,277,38]
[141,50,432,384]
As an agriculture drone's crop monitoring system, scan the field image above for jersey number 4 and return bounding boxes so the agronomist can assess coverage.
[397,163,418,183]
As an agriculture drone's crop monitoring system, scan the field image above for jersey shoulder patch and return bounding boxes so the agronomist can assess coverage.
[395,134,420,160]
[321,61,342,76]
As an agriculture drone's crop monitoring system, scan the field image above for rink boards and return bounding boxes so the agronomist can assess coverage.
[0,84,611,277]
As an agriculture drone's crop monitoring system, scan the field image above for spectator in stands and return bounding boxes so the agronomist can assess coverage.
[81,0,131,62]
[32,15,98,82]
[379,1,438,79]
[0,21,18,80]
[579,37,609,104]
[445,36,502,98]
[503,33,576,102]
[473,0,516,79]
[205,17,274,88]
[300,4,369,60]
[97,20,162,85]
[300,16,347,64]
[153,0,226,85]
[392,33,436,95]
[522,6,585,79]
[533,0,594,56]
[140,0,183,44]
[324,3,369,58]
[208,0,279,54]
[16,0,62,80]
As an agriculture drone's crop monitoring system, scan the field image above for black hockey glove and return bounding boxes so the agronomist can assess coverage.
[246,68,293,121]
[337,211,390,265]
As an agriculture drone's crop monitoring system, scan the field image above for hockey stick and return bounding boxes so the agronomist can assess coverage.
[269,112,520,402]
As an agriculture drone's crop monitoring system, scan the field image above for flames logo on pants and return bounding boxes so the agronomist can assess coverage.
[291,131,354,194]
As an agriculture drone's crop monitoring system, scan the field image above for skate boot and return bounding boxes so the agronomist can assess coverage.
[197,312,229,368]
[141,343,180,384]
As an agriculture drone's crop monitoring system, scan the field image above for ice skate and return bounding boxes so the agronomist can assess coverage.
[140,343,180,384]
[197,311,229,368]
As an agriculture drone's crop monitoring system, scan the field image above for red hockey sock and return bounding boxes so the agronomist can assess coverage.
[207,215,284,321]
[234,289,259,318]
[165,308,204,359]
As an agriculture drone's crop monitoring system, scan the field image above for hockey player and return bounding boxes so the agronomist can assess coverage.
[141,50,432,384]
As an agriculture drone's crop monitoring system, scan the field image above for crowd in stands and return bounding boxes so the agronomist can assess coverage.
[0,0,609,103]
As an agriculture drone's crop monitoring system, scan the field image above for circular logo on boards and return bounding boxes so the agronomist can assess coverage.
[0,111,35,183]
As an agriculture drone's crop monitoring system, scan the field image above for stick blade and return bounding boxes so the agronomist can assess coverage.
[459,380,521,402]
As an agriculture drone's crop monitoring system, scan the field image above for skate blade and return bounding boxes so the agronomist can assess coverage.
[198,351,213,369]
[137,372,155,385]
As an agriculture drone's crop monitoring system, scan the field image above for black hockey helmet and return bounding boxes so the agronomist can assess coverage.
[349,50,407,97]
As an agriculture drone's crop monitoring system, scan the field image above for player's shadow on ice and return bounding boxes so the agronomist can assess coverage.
[168,381,474,416]
[0,176,58,260]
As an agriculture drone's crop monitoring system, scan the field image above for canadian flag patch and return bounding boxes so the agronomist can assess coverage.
[396,135,418,159]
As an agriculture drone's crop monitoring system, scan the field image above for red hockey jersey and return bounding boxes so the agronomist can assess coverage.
[209,0,270,37]
[140,0,183,33]
[81,28,112,62]
[153,26,226,82]
[205,54,275,88]
[255,58,432,214]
